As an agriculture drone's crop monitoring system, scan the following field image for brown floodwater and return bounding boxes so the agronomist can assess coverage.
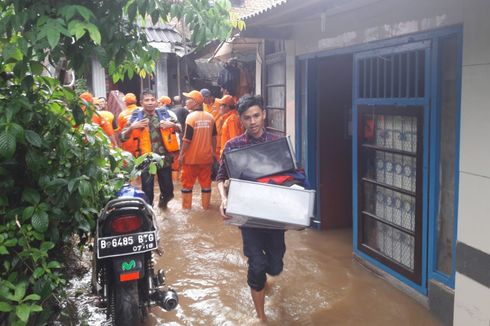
[144,183,442,326]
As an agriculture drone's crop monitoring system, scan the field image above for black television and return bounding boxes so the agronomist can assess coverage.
[223,136,297,180]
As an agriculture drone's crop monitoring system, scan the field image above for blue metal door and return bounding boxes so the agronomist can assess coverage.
[352,41,431,293]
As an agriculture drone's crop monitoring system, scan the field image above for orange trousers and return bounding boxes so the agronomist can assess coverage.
[181,164,212,191]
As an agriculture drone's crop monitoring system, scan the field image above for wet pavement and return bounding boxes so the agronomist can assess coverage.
[143,182,441,326]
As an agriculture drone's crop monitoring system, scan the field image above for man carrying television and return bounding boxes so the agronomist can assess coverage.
[216,95,286,324]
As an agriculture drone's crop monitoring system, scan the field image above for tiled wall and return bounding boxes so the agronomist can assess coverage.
[454,0,490,325]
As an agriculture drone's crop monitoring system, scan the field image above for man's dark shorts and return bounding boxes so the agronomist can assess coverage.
[241,227,286,291]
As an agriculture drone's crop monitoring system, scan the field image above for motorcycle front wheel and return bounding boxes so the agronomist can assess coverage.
[112,281,143,326]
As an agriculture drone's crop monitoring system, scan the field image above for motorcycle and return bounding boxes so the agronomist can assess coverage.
[92,155,178,325]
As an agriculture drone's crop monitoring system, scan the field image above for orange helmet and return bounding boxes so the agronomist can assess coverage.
[123,93,137,105]
[79,91,94,104]
[159,96,172,106]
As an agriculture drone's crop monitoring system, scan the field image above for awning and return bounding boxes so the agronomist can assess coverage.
[209,36,260,62]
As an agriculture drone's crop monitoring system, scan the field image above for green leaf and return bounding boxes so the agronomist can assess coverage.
[47,261,61,269]
[67,179,79,193]
[24,130,42,147]
[86,23,101,45]
[74,5,94,21]
[30,304,42,312]
[22,294,40,302]
[59,5,77,20]
[32,211,49,232]
[0,131,16,159]
[68,20,87,40]
[9,123,24,141]
[33,267,44,279]
[0,246,8,255]
[16,303,30,322]
[46,29,60,48]
[78,180,91,197]
[4,239,17,247]
[13,282,27,302]
[2,43,23,61]
[78,217,90,233]
[0,301,12,312]
[71,103,85,125]
[40,242,55,252]
[149,162,157,174]
[22,188,40,205]
[128,2,137,20]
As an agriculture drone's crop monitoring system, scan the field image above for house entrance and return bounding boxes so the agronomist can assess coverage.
[316,54,354,230]
[298,27,461,297]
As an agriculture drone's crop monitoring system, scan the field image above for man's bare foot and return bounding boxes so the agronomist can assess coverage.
[264,276,278,296]
[251,317,268,325]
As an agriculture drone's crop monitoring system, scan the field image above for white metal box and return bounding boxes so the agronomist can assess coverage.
[225,178,315,230]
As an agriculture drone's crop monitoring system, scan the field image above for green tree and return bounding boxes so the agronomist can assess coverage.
[0,0,238,324]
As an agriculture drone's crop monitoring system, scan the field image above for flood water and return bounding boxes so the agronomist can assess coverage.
[144,183,441,326]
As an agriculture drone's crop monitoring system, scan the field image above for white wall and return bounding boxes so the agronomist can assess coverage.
[293,0,463,56]
[155,53,168,99]
[91,57,107,98]
[454,0,490,323]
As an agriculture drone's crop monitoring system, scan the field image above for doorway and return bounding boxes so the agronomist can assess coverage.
[317,54,354,229]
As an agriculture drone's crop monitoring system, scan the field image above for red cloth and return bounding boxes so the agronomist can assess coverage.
[256,174,294,185]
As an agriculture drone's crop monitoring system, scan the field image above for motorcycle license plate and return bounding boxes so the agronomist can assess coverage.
[97,231,157,259]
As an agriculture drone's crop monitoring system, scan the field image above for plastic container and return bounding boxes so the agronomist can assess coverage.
[225,178,315,230]
[223,136,296,180]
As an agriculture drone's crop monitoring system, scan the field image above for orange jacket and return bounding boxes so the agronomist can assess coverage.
[118,104,139,154]
[91,112,114,136]
[124,108,179,157]
[203,99,220,121]
[220,110,243,157]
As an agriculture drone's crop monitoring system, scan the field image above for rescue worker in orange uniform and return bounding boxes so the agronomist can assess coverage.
[179,90,217,209]
[201,88,222,157]
[120,90,181,208]
[158,96,172,107]
[118,93,139,155]
[79,92,116,145]
[217,95,244,158]
[95,97,116,130]
[201,88,220,121]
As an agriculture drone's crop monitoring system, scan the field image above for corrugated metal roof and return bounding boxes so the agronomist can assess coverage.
[238,0,289,20]
[137,20,189,56]
[143,23,182,44]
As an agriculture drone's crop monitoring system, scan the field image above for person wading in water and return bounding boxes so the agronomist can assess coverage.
[216,95,286,324]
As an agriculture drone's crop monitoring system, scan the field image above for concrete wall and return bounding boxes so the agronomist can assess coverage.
[293,0,463,56]
[454,0,490,324]
[274,0,490,324]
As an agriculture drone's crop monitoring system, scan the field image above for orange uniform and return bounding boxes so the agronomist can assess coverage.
[79,92,114,137]
[122,108,179,158]
[118,103,139,154]
[203,99,220,121]
[98,110,115,127]
[181,110,216,190]
[219,110,243,157]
